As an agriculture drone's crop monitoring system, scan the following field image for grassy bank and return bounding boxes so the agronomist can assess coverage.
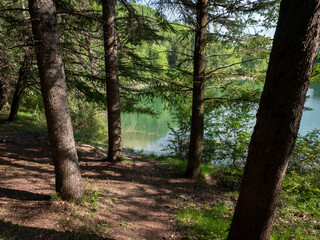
[154,156,320,239]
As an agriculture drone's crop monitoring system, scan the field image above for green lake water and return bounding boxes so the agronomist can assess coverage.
[121,82,320,155]
[299,82,320,135]
[121,98,175,155]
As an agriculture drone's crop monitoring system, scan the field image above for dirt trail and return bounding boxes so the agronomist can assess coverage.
[0,125,222,240]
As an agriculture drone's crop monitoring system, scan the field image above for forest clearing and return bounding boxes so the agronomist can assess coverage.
[0,119,232,240]
[1,0,320,239]
[0,115,320,239]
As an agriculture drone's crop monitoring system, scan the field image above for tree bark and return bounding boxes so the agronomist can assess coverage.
[84,30,98,76]
[6,0,29,120]
[0,76,9,111]
[102,0,122,161]
[227,1,320,239]
[7,51,33,122]
[185,0,208,178]
[28,0,84,201]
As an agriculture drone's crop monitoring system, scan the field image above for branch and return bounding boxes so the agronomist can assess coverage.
[206,48,268,58]
[205,86,228,90]
[57,11,103,23]
[205,57,262,79]
[311,71,320,78]
[0,8,28,12]
[158,50,193,58]
[204,97,259,103]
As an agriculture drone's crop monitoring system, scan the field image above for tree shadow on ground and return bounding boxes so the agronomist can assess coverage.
[0,220,114,240]
[0,126,237,239]
[0,187,50,201]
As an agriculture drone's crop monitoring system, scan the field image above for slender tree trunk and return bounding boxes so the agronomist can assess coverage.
[7,51,33,122]
[84,30,98,76]
[79,4,97,76]
[6,0,29,120]
[0,76,9,111]
[28,0,84,201]
[227,1,320,239]
[102,0,122,161]
[185,0,207,178]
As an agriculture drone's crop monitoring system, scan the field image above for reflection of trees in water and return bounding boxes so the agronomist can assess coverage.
[122,112,170,135]
[310,82,320,100]
[299,82,320,135]
[122,131,164,148]
[122,98,174,148]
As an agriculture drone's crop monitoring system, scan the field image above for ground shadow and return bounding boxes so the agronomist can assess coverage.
[0,126,236,239]
[0,219,114,240]
[0,187,50,201]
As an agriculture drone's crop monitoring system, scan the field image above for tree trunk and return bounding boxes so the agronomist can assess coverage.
[185,0,207,178]
[0,76,9,111]
[79,3,97,77]
[7,51,33,122]
[28,0,84,201]
[84,30,98,76]
[102,0,122,161]
[227,1,320,239]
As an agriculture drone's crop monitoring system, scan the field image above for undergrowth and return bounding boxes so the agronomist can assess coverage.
[175,202,232,239]
[271,169,320,239]
[0,111,47,132]
[155,156,320,240]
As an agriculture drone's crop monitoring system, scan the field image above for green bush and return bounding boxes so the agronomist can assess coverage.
[70,99,108,145]
[292,129,320,170]
[167,102,256,167]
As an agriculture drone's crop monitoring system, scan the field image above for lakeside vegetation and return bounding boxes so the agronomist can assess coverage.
[157,155,320,239]
[1,0,320,239]
[1,112,319,239]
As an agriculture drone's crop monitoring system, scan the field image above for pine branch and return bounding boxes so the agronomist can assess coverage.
[205,57,262,79]
[204,97,259,103]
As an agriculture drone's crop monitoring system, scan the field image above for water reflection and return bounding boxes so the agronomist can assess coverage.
[121,82,320,155]
[121,98,174,155]
[311,81,320,99]
[299,82,320,135]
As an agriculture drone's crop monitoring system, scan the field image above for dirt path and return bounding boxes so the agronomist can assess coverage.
[0,125,224,240]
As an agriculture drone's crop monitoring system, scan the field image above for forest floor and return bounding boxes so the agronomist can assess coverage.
[0,120,234,240]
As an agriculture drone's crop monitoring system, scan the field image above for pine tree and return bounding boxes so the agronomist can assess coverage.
[28,0,84,201]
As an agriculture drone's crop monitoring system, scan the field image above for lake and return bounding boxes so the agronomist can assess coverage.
[121,98,174,155]
[299,82,320,135]
[122,82,320,155]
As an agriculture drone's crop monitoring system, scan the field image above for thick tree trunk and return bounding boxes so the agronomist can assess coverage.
[185,0,207,178]
[7,52,33,122]
[102,0,122,161]
[28,0,84,201]
[0,77,9,111]
[227,1,320,239]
